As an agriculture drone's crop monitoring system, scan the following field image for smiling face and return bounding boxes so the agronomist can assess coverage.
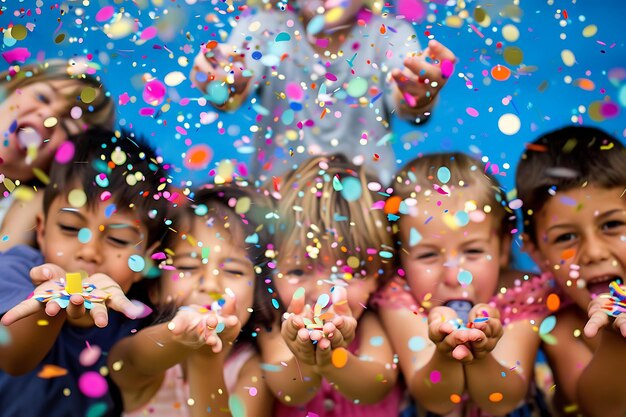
[158,217,256,326]
[0,79,89,182]
[37,191,151,292]
[399,190,509,310]
[527,186,626,311]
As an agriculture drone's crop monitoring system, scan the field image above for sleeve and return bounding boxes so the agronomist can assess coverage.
[380,17,421,114]
[369,275,418,311]
[0,245,43,315]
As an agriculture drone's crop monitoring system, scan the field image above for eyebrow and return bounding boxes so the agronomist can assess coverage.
[58,208,142,233]
[596,209,626,219]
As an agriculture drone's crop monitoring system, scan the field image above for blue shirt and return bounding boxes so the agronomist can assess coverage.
[0,245,146,417]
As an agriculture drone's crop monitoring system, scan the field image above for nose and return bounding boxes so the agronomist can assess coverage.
[442,256,462,288]
[76,235,103,266]
[579,233,611,265]
[196,266,223,295]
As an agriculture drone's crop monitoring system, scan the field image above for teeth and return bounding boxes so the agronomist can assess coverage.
[17,127,43,149]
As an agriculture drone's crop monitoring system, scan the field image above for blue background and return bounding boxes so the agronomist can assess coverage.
[2,0,625,270]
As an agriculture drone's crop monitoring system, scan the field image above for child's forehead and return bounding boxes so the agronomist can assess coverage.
[51,192,142,225]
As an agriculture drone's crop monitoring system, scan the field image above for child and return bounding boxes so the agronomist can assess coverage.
[109,184,275,417]
[0,127,170,417]
[259,154,400,416]
[190,1,455,184]
[0,59,114,247]
[378,152,550,416]
[516,126,626,417]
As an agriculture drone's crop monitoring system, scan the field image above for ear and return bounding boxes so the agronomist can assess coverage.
[35,212,46,252]
[521,232,547,267]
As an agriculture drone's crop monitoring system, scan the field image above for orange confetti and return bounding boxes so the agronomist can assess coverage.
[547,293,561,312]
[379,24,386,34]
[450,394,462,404]
[561,248,576,260]
[331,347,349,368]
[489,392,504,402]
[384,196,402,214]
[491,65,511,81]
[206,40,218,49]
[320,107,328,119]
[574,78,595,91]
[38,364,68,379]
[272,176,281,192]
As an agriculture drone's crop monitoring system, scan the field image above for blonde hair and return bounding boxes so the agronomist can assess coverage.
[392,152,514,238]
[272,154,393,280]
[0,60,114,130]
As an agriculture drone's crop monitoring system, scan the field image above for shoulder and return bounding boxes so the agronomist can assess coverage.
[0,244,44,265]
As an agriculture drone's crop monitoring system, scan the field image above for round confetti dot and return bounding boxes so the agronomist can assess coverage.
[508,199,523,210]
[384,195,402,214]
[331,347,349,368]
[285,82,304,101]
[95,174,109,188]
[307,15,325,36]
[561,49,576,67]
[78,371,108,398]
[458,270,473,286]
[164,71,186,87]
[450,394,462,404]
[68,189,87,208]
[502,24,520,42]
[455,210,470,227]
[340,176,362,201]
[437,166,451,184]
[317,293,330,309]
[128,255,146,273]
[491,65,511,81]
[408,336,426,351]
[11,25,28,41]
[79,345,102,367]
[600,101,619,119]
[466,107,479,117]
[274,32,291,42]
[206,81,229,105]
[430,370,441,384]
[347,77,368,98]
[546,293,560,312]
[228,394,246,417]
[370,336,384,347]
[503,46,523,66]
[251,51,262,60]
[80,87,97,104]
[55,141,75,164]
[85,402,108,417]
[539,315,556,335]
[184,144,213,170]
[582,24,597,38]
[235,197,251,215]
[143,79,166,106]
[70,106,83,120]
[497,113,521,135]
[489,392,503,402]
[140,26,158,41]
[78,228,92,244]
[95,6,115,22]
[347,256,360,269]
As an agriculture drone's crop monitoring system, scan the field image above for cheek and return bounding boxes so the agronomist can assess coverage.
[405,264,437,296]
[274,279,295,305]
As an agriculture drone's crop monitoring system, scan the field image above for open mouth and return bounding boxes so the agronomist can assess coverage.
[444,299,474,323]
[585,276,622,298]
[16,126,44,152]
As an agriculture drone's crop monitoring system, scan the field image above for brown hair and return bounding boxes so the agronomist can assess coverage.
[393,152,514,239]
[516,126,626,244]
[271,154,394,282]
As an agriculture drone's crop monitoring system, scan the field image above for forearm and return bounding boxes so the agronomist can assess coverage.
[110,323,196,382]
[410,349,465,415]
[464,354,528,414]
[187,352,230,417]
[0,309,66,375]
[577,329,626,417]
[263,354,321,405]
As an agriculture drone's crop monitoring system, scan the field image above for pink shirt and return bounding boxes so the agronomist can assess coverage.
[274,334,402,417]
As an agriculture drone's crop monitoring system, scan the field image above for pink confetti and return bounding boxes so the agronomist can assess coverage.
[397,0,426,22]
[441,59,455,79]
[142,79,166,106]
[430,370,441,384]
[325,73,338,82]
[55,142,75,164]
[95,6,115,23]
[140,26,158,41]
[466,107,479,117]
[78,372,108,398]
[403,91,417,107]
[1,47,31,64]
[285,82,304,101]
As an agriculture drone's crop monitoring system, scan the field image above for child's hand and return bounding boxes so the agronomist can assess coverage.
[30,263,67,286]
[190,42,249,100]
[392,40,456,110]
[428,306,484,362]
[168,297,241,353]
[584,288,626,338]
[1,273,141,328]
[320,286,357,350]
[466,303,503,360]
[281,290,317,366]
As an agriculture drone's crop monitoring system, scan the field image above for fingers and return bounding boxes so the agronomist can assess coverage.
[89,303,109,328]
[1,299,43,326]
[614,314,626,338]
[330,286,352,318]
[287,287,306,315]
[425,40,456,66]
[315,337,333,366]
[452,344,472,362]
[220,291,237,317]
[30,264,66,285]
[65,294,86,320]
[103,289,142,319]
[584,310,610,338]
[281,313,305,343]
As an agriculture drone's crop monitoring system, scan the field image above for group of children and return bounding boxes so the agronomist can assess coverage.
[0,1,625,416]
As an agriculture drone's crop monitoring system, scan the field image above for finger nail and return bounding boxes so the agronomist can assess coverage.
[43,268,52,278]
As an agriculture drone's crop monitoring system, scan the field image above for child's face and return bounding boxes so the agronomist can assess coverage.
[160,217,255,325]
[275,247,377,320]
[399,193,508,309]
[297,0,364,31]
[37,191,152,293]
[528,186,626,311]
[0,80,85,182]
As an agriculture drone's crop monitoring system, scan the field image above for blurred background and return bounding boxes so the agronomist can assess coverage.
[2,0,624,269]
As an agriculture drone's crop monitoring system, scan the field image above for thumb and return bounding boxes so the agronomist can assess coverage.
[287,287,306,315]
[331,286,352,317]
[220,289,238,317]
[30,264,66,285]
